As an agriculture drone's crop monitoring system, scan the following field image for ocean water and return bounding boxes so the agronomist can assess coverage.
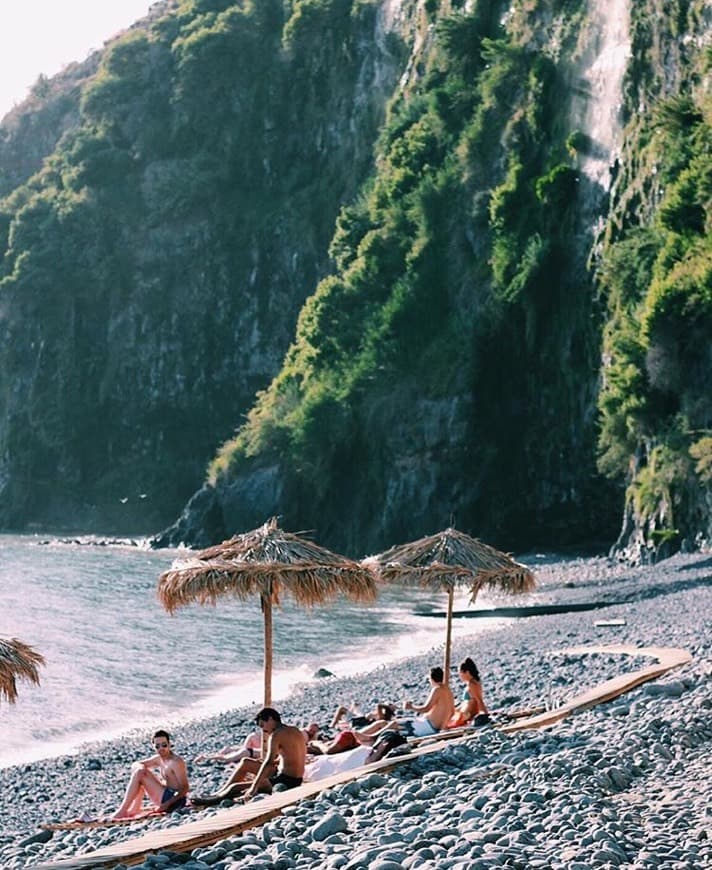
[0,534,506,768]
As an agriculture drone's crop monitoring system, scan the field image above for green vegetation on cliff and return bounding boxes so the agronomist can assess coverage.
[207,0,614,551]
[597,0,711,557]
[0,0,708,558]
[0,0,401,532]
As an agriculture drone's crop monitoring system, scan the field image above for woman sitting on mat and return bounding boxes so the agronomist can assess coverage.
[447,657,491,728]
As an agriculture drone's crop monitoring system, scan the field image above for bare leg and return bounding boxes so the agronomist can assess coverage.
[191,757,268,806]
[330,705,348,729]
[113,767,165,819]
[191,780,253,806]
[353,720,391,745]
[219,756,261,790]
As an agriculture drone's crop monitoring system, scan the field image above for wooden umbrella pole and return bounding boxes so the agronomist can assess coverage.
[444,586,454,684]
[263,591,273,709]
[262,589,273,759]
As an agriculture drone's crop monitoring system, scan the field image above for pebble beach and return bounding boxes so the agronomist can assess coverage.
[1,550,710,870]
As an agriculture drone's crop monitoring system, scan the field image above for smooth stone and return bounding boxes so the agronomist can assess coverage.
[309,812,349,842]
[18,830,53,847]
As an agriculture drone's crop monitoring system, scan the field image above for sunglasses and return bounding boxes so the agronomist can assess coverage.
[154,741,169,748]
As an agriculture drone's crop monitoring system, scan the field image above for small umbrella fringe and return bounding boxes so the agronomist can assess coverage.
[0,637,45,704]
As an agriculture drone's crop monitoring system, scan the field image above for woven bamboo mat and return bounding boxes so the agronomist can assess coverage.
[30,643,691,869]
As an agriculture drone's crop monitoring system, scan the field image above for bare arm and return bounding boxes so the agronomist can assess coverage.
[159,757,190,812]
[244,734,279,801]
[406,687,437,715]
[134,753,161,771]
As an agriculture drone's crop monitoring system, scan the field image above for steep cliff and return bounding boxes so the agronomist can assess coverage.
[0,0,709,557]
[597,0,712,562]
[0,0,407,532]
[160,0,623,554]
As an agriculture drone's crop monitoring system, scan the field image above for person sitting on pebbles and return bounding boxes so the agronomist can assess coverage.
[398,665,455,736]
[446,657,491,728]
[375,666,454,738]
[112,729,190,819]
[192,707,306,805]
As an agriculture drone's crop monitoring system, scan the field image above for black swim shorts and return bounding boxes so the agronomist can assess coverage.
[269,772,303,791]
[161,787,187,811]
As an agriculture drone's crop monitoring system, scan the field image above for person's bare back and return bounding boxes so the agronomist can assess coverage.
[402,666,455,732]
[424,682,455,730]
[269,723,307,778]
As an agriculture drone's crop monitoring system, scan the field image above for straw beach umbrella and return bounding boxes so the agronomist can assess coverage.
[0,637,45,704]
[364,528,535,681]
[158,517,377,707]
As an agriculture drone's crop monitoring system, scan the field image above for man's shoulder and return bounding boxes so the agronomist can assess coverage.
[281,724,305,739]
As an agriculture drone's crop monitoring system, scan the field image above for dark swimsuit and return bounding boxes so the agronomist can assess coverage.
[463,685,491,726]
[269,772,303,791]
[161,787,187,811]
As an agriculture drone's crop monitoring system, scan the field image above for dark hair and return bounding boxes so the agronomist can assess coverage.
[430,666,444,683]
[153,729,171,743]
[255,707,282,725]
[459,657,481,681]
[377,703,395,721]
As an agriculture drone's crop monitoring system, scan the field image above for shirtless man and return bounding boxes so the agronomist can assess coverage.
[112,729,189,819]
[192,707,306,805]
[398,666,454,737]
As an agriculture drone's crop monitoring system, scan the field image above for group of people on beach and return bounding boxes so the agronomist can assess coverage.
[111,657,490,820]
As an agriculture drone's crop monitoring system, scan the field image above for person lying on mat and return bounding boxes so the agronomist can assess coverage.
[308,717,393,755]
[306,729,409,781]
[330,701,395,729]
[194,728,263,764]
[192,707,306,805]
[446,657,491,728]
[393,666,454,737]
[196,721,319,765]
[112,729,190,819]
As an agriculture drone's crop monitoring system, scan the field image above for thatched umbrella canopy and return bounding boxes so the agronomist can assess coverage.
[364,528,535,681]
[0,637,45,704]
[158,517,377,707]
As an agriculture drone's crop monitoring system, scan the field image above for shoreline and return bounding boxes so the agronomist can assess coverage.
[1,549,709,869]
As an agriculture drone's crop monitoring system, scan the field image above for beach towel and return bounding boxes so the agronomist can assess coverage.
[42,805,194,831]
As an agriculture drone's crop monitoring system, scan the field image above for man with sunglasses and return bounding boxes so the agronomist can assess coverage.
[112,729,190,819]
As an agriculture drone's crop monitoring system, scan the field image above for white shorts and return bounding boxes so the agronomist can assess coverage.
[399,717,438,738]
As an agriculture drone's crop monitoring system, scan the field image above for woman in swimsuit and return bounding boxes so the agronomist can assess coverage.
[447,657,490,727]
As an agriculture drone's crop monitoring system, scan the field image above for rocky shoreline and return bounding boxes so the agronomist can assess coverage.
[1,551,710,870]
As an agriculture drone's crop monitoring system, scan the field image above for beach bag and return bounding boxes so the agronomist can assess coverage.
[371,729,408,757]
